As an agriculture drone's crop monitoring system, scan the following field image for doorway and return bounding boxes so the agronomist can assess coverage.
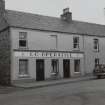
[63,59,70,78]
[36,59,45,81]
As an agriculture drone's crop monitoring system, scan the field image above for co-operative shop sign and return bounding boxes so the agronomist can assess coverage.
[14,51,83,58]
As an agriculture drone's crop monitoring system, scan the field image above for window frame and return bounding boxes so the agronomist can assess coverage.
[73,37,79,49]
[93,38,99,52]
[51,59,59,74]
[74,59,80,73]
[50,35,58,50]
[19,59,29,77]
[19,32,28,48]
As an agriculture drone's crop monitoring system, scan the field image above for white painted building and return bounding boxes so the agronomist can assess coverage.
[0,0,105,85]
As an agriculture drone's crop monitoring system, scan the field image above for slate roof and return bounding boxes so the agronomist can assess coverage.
[4,10,105,36]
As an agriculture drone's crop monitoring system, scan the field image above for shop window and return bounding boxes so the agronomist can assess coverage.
[73,37,79,49]
[94,39,99,52]
[51,60,59,74]
[19,32,28,48]
[95,58,99,67]
[19,59,28,76]
[74,59,80,72]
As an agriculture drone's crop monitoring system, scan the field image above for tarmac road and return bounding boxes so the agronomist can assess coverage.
[0,79,105,105]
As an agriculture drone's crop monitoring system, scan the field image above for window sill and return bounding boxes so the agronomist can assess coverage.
[93,50,99,53]
[18,74,30,78]
[18,47,29,50]
[73,48,80,51]
[74,72,80,74]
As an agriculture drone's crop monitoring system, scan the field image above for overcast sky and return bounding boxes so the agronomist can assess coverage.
[5,0,105,25]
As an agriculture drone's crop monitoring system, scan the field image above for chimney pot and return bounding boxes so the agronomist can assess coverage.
[63,8,69,14]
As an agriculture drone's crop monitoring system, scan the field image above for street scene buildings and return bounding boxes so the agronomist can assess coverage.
[0,0,105,85]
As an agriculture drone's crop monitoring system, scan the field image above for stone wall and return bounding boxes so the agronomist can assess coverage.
[0,28,11,85]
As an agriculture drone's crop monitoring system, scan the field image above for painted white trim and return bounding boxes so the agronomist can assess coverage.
[18,74,30,78]
[74,72,80,74]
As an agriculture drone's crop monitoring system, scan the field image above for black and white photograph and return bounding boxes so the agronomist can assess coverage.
[0,0,105,105]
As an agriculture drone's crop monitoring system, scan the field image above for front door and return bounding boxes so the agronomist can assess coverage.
[63,59,70,78]
[36,59,45,81]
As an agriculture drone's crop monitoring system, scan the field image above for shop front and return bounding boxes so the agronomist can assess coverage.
[12,50,84,81]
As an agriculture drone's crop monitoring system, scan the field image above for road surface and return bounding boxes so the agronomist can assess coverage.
[0,79,105,105]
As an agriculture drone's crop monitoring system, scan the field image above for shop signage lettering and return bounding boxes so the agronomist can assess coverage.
[14,51,83,58]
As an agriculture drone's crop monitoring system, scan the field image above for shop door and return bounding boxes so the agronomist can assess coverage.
[36,60,45,81]
[63,60,70,78]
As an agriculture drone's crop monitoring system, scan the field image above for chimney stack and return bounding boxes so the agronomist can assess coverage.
[61,8,72,22]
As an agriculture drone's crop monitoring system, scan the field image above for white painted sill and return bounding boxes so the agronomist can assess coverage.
[74,72,80,74]
[18,74,30,78]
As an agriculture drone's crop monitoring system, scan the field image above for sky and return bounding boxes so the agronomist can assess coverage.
[5,0,105,25]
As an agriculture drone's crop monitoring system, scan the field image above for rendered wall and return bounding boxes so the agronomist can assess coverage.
[10,28,84,51]
[10,27,84,81]
[84,36,105,74]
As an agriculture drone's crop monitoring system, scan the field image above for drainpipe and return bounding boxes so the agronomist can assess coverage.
[83,35,86,75]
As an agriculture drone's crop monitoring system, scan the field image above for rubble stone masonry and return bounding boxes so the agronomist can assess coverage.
[0,28,11,85]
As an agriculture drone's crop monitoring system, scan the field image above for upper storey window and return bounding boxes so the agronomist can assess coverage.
[94,39,99,52]
[50,35,58,50]
[19,32,28,48]
[73,37,79,49]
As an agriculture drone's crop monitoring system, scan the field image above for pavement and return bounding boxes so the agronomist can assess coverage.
[13,75,96,89]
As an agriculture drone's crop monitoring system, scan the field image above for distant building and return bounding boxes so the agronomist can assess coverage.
[0,0,105,85]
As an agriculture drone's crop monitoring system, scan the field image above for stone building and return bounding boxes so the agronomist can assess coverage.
[0,0,105,85]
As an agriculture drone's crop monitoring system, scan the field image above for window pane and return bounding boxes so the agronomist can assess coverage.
[19,32,27,39]
[74,43,78,48]
[19,40,26,47]
[94,39,99,51]
[74,37,77,43]
[73,37,79,48]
